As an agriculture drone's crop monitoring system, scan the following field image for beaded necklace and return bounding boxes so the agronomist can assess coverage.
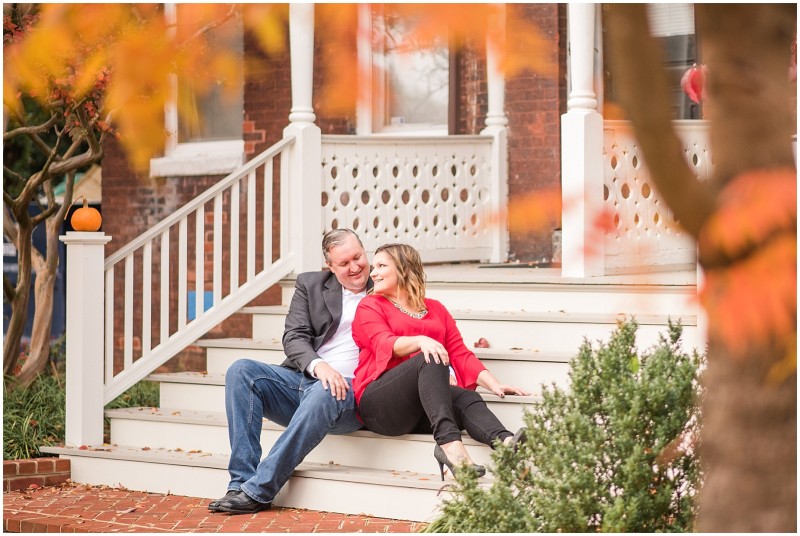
[389,299,428,319]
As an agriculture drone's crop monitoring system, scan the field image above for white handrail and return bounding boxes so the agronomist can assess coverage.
[105,136,295,269]
[102,135,298,404]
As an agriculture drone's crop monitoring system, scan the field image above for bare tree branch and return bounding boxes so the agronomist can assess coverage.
[3,113,59,141]
[56,170,76,223]
[3,204,20,245]
[3,165,27,186]
[182,4,238,46]
[3,275,15,303]
[604,4,717,238]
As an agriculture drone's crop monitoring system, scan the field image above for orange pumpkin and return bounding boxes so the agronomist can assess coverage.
[70,197,102,231]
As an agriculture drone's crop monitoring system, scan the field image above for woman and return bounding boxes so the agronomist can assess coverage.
[352,243,530,480]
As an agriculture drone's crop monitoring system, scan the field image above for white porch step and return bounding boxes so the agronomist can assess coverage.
[148,372,537,432]
[106,407,501,473]
[195,339,573,394]
[39,444,454,521]
[195,338,286,374]
[243,306,701,354]
[278,266,698,315]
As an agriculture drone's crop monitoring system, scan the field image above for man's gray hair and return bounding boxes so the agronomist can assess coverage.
[322,228,363,262]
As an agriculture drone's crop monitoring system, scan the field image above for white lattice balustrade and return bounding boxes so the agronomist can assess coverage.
[603,120,712,270]
[321,135,496,262]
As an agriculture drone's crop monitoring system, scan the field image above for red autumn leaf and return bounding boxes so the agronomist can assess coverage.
[474,337,490,348]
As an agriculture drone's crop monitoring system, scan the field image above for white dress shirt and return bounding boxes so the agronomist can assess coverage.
[306,287,366,379]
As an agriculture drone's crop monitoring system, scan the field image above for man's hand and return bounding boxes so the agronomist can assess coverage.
[314,361,350,401]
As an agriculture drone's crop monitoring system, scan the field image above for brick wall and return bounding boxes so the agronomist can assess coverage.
[3,458,70,492]
[456,39,488,135]
[505,4,567,262]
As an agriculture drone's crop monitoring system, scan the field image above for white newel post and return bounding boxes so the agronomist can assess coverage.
[561,3,604,277]
[284,2,323,272]
[482,3,509,263]
[60,231,111,446]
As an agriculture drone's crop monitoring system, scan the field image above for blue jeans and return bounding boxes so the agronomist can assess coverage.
[224,359,362,504]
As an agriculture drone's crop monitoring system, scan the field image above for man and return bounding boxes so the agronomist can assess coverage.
[209,229,371,514]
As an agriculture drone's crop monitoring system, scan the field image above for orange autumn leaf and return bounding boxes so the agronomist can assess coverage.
[700,234,796,360]
[697,167,796,364]
[698,168,797,259]
[500,188,562,234]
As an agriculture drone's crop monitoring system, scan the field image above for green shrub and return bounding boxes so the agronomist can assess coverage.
[3,371,67,460]
[3,338,160,459]
[425,320,704,533]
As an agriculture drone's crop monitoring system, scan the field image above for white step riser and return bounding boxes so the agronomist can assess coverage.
[110,418,496,473]
[67,455,229,502]
[159,382,531,432]
[64,455,441,521]
[252,316,287,341]
[252,314,702,354]
[426,287,698,316]
[205,348,286,375]
[282,283,698,316]
[202,350,570,395]
[450,320,700,354]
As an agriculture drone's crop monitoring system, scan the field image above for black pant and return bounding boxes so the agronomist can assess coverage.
[358,353,512,447]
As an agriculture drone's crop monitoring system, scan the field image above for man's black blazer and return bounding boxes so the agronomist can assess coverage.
[280,270,372,374]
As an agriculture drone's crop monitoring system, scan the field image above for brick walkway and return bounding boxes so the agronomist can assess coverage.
[3,482,426,533]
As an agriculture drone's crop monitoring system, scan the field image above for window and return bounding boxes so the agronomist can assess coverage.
[150,4,244,177]
[603,3,700,120]
[358,5,450,135]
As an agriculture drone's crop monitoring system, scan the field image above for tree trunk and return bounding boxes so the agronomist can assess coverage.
[3,213,33,377]
[15,212,61,386]
[693,5,796,531]
[605,3,796,531]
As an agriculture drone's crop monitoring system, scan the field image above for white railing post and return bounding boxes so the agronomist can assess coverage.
[482,3,509,263]
[285,2,322,272]
[561,3,604,277]
[60,231,111,446]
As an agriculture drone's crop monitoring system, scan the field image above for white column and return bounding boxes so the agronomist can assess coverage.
[288,3,316,125]
[60,231,112,446]
[481,3,509,263]
[561,3,604,277]
[285,2,322,271]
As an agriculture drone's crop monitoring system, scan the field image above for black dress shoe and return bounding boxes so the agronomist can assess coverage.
[215,490,272,514]
[208,489,238,511]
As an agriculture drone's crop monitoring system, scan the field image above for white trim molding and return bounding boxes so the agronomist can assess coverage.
[149,140,245,177]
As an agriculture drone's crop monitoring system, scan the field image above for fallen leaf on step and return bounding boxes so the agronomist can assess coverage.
[418,477,430,481]
[474,337,490,348]
[142,447,151,451]
[171,411,181,416]
[78,445,89,450]
[174,447,184,452]
[511,347,522,350]
[188,449,202,454]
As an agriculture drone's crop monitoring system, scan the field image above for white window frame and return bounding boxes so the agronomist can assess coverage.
[150,3,244,178]
[356,4,449,136]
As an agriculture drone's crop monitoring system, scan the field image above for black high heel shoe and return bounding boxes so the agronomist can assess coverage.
[434,444,486,481]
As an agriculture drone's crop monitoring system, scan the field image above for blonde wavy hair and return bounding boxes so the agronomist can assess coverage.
[374,243,427,311]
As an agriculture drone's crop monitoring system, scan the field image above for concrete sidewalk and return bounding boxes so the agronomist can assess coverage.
[3,482,427,533]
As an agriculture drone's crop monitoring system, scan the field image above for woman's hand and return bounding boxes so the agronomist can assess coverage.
[477,370,531,398]
[491,384,530,398]
[416,335,450,366]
